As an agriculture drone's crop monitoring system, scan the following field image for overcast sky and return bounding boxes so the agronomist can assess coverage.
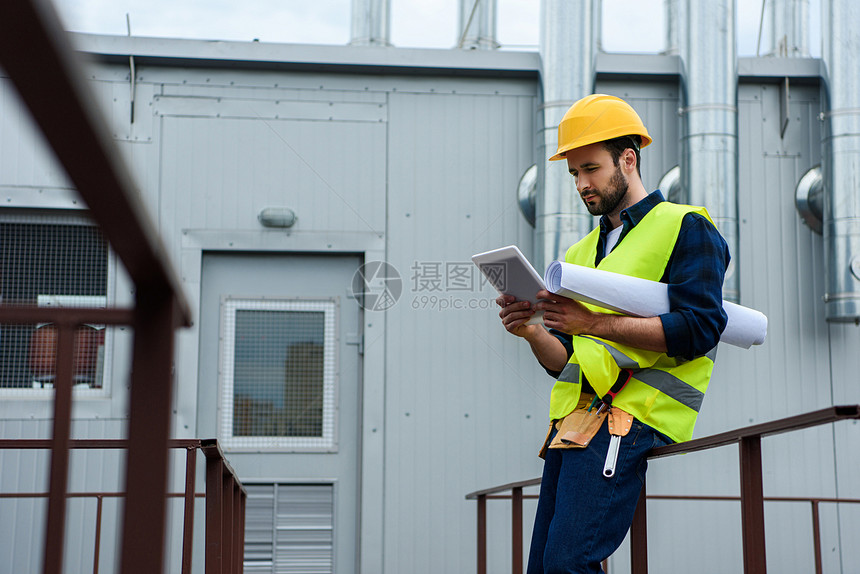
[53,0,820,57]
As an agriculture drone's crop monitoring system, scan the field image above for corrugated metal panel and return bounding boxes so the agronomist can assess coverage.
[275,484,333,574]
[158,108,386,261]
[828,322,860,571]
[0,418,127,574]
[245,484,276,572]
[0,420,50,574]
[0,73,150,209]
[645,83,839,574]
[161,82,387,104]
[243,483,334,574]
[385,83,542,574]
[729,84,829,425]
[0,77,70,192]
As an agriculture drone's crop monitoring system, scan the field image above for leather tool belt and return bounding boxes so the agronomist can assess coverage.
[538,393,635,459]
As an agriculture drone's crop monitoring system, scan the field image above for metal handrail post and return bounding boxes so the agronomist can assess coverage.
[811,501,822,574]
[222,472,234,572]
[477,494,487,574]
[43,323,76,574]
[739,436,767,573]
[235,483,245,574]
[630,483,648,574]
[512,486,523,574]
[182,447,198,574]
[119,295,178,574]
[206,456,224,574]
[93,495,104,574]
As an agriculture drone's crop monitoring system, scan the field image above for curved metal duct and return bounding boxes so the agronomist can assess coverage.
[518,164,537,227]
[678,0,739,302]
[458,0,499,49]
[658,165,682,204]
[766,0,810,57]
[535,0,601,271]
[822,0,860,321]
[795,165,823,234]
[350,0,391,46]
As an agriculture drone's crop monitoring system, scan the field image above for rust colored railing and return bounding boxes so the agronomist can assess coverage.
[0,438,245,574]
[0,0,195,573]
[466,405,860,574]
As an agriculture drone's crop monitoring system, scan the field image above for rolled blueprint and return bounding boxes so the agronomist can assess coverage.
[544,261,767,349]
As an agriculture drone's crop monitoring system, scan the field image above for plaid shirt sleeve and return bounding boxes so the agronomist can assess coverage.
[659,212,730,360]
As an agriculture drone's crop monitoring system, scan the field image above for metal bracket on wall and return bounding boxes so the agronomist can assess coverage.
[127,13,135,124]
[779,76,790,139]
[346,333,364,356]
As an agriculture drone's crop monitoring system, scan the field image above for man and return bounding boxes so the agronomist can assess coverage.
[497,94,729,573]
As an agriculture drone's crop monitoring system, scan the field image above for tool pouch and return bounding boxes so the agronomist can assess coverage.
[538,403,636,459]
[607,407,634,437]
[538,393,599,459]
[545,392,609,455]
[555,408,608,447]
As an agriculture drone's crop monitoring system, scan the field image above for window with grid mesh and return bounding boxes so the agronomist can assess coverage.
[0,217,109,390]
[220,298,337,450]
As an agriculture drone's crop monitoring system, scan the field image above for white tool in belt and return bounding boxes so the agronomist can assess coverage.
[603,434,622,477]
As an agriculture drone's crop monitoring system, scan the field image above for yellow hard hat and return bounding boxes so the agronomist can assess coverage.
[548,94,652,161]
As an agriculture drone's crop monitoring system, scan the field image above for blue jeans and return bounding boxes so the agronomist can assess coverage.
[526,418,671,574]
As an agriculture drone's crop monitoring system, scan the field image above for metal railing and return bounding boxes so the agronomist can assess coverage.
[0,438,245,574]
[0,0,195,573]
[466,405,860,574]
[0,0,206,572]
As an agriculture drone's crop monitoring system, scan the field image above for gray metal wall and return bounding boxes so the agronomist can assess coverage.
[2,37,860,573]
[1,43,543,573]
[385,83,541,574]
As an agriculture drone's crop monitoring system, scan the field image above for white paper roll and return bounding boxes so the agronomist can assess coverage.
[544,261,767,349]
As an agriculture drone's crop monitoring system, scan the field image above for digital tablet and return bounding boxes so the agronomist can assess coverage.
[471,245,546,325]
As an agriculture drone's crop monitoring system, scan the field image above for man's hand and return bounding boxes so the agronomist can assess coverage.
[496,293,569,372]
[533,289,595,335]
[534,289,668,353]
[496,294,539,339]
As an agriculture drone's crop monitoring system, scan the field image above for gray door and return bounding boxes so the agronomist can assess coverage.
[198,252,362,574]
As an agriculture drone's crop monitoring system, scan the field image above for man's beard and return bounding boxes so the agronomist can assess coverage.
[583,166,629,216]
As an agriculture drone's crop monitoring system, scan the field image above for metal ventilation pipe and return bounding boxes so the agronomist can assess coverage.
[350,0,390,46]
[658,165,682,204]
[795,165,823,234]
[457,0,499,49]
[822,0,860,322]
[678,0,739,302]
[766,0,810,57]
[535,0,601,271]
[664,0,680,55]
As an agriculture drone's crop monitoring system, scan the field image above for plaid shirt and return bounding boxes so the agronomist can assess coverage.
[548,190,730,372]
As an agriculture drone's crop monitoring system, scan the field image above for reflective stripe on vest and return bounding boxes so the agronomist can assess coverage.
[578,335,716,412]
[557,362,580,383]
[548,201,719,443]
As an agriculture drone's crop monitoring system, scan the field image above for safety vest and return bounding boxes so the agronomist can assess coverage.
[548,201,718,443]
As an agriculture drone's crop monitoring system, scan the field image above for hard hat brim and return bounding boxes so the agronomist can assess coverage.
[548,94,653,161]
[548,132,652,162]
